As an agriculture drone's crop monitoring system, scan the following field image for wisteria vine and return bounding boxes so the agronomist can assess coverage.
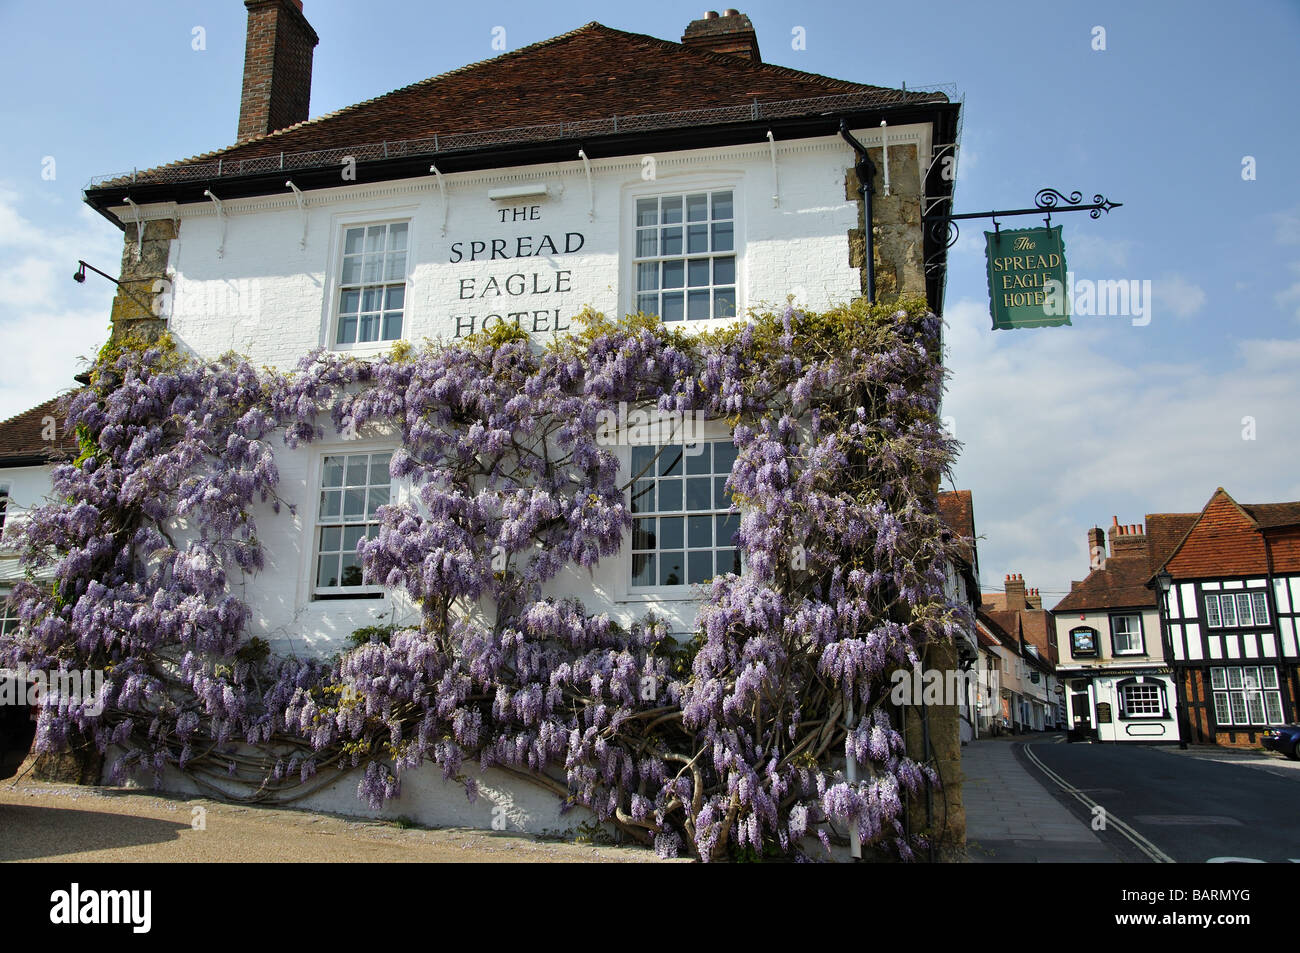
[1,297,968,860]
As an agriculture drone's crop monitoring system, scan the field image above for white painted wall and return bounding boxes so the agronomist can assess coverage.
[0,464,55,548]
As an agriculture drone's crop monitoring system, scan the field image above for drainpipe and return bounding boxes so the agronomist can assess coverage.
[839,119,877,305]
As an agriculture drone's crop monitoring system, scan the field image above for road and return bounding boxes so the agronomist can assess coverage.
[1022,739,1300,863]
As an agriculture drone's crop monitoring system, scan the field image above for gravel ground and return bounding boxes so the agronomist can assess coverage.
[0,761,662,863]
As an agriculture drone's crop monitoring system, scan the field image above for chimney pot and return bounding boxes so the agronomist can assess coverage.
[705,10,719,17]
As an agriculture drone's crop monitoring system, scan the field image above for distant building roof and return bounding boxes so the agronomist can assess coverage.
[0,397,77,467]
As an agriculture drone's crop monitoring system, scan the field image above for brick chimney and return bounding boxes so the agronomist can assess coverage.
[1025,587,1042,610]
[1107,516,1150,561]
[1087,526,1106,569]
[238,0,319,142]
[682,10,761,62]
[1004,573,1027,611]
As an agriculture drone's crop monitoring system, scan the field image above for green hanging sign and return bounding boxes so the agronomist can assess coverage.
[985,225,1070,330]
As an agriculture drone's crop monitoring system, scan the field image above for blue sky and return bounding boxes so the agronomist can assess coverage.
[1,0,1297,602]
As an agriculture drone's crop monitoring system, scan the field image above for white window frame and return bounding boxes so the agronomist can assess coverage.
[1210,665,1285,726]
[0,482,9,537]
[308,444,398,601]
[324,207,417,354]
[1109,613,1144,655]
[1118,682,1164,719]
[1205,589,1271,628]
[0,588,18,636]
[613,417,738,604]
[622,174,744,326]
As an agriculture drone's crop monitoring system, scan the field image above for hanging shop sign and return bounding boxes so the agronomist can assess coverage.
[985,225,1070,330]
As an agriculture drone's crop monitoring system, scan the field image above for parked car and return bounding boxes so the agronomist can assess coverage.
[1261,725,1300,760]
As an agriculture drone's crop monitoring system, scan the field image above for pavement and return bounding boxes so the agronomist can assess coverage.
[0,763,662,863]
[960,732,1121,862]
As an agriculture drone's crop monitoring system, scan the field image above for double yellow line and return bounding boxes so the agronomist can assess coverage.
[1022,743,1175,864]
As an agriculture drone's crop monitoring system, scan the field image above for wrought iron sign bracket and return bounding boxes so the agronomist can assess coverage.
[923,188,1121,255]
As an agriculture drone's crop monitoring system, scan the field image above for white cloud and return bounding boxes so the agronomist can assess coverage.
[0,186,118,420]
[1274,262,1300,322]
[1274,204,1300,245]
[1153,272,1207,319]
[942,298,1300,602]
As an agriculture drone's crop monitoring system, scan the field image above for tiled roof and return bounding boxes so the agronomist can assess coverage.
[1146,512,1198,573]
[1050,555,1156,613]
[1162,489,1269,578]
[1241,501,1300,529]
[937,489,975,567]
[94,21,944,190]
[0,397,77,466]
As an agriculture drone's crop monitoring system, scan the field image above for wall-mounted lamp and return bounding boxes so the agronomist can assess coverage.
[486,183,552,201]
[73,260,155,314]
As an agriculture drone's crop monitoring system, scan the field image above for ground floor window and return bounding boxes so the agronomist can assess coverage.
[1116,678,1166,718]
[1210,666,1285,726]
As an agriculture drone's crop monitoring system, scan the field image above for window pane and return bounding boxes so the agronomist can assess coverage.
[661,292,684,322]
[686,477,711,511]
[714,442,737,473]
[343,525,367,553]
[343,489,366,520]
[662,260,684,289]
[687,259,710,287]
[319,490,341,518]
[661,227,682,256]
[1211,667,1226,690]
[713,256,736,285]
[631,445,655,475]
[1251,592,1269,625]
[716,513,739,547]
[340,556,364,587]
[1213,691,1231,724]
[686,443,711,474]
[688,515,712,548]
[659,516,683,550]
[341,257,362,284]
[1265,691,1284,724]
[630,479,654,513]
[631,553,656,587]
[1262,666,1279,689]
[714,289,736,319]
[1236,593,1253,625]
[636,228,658,257]
[658,479,682,511]
[637,262,659,291]
[1246,691,1266,724]
[661,196,683,224]
[317,555,340,589]
[714,476,732,509]
[658,447,683,476]
[1204,594,1221,627]
[365,226,385,253]
[344,228,365,254]
[382,312,403,340]
[686,193,708,222]
[712,191,733,220]
[319,526,341,552]
[687,224,708,254]
[370,453,391,483]
[385,253,405,281]
[362,256,382,283]
[660,552,684,586]
[1219,595,1236,627]
[359,313,380,343]
[636,198,658,227]
[1227,667,1243,689]
[384,286,405,311]
[346,457,369,486]
[688,290,710,320]
[322,457,345,487]
[337,316,357,345]
[688,550,713,584]
[388,222,408,250]
[636,293,658,316]
[367,487,389,517]
[712,221,734,252]
[632,518,655,550]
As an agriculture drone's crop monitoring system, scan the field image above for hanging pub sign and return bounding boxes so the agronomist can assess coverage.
[985,225,1070,330]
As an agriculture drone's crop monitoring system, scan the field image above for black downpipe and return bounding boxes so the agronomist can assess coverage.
[839,120,877,305]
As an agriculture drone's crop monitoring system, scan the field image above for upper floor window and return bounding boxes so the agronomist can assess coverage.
[1204,590,1269,629]
[314,451,392,598]
[335,222,408,347]
[629,440,738,588]
[0,590,19,636]
[1069,626,1099,658]
[1110,614,1144,655]
[1210,665,1284,726]
[633,190,736,323]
